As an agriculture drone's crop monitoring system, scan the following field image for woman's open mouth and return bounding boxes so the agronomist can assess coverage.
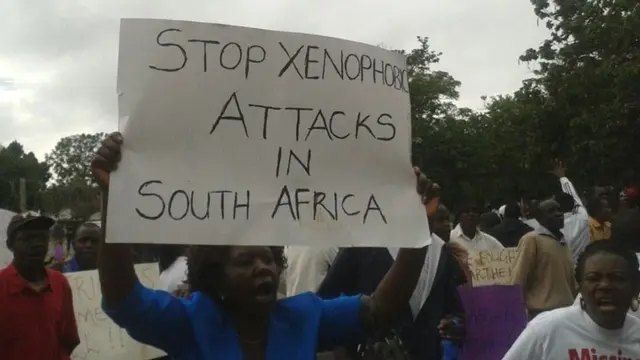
[596,297,618,311]
[253,281,276,302]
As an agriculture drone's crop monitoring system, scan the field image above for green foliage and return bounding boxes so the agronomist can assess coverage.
[45,133,106,187]
[40,180,100,221]
[0,141,50,212]
[8,1,639,215]
[405,0,639,209]
[42,133,105,219]
[518,0,640,187]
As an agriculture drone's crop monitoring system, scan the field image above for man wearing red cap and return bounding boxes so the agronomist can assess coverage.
[0,214,79,360]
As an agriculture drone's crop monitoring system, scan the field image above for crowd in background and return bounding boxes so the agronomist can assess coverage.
[1,145,639,360]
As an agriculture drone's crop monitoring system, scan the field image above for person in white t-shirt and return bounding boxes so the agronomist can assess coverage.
[450,204,504,252]
[503,241,640,359]
[573,212,640,319]
[552,160,590,263]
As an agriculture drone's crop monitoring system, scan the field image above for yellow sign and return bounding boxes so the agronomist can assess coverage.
[468,248,519,286]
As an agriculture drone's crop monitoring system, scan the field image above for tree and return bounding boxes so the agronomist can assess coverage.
[519,0,640,187]
[42,133,105,220]
[45,133,106,187]
[0,141,50,212]
[400,37,494,208]
[40,180,100,221]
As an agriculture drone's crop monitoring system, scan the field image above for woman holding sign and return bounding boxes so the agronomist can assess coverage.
[502,241,640,360]
[91,132,439,360]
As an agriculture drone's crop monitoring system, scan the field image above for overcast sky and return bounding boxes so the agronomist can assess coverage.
[0,0,549,160]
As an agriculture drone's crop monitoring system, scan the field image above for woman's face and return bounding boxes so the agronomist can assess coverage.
[221,246,281,309]
[580,252,639,328]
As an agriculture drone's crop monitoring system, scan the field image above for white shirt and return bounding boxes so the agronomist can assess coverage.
[560,177,590,263]
[498,205,506,218]
[157,256,188,293]
[502,306,640,360]
[284,246,338,296]
[450,224,504,252]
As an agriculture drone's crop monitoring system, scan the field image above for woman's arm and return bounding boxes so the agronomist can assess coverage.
[92,133,136,307]
[316,168,438,349]
[92,132,193,356]
[359,246,427,331]
[360,168,436,332]
[98,190,137,308]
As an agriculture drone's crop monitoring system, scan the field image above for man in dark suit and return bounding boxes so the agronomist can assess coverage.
[488,202,533,248]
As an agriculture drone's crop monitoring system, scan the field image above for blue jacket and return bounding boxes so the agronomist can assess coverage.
[103,281,363,359]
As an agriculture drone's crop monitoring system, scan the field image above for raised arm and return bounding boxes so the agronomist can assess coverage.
[560,177,584,208]
[92,132,193,356]
[316,170,436,350]
[552,159,584,208]
[360,246,427,331]
[360,168,436,332]
[92,133,136,307]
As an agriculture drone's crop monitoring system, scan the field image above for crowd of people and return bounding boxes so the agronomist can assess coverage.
[0,131,639,360]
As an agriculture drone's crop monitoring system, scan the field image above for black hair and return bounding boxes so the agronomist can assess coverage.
[575,241,640,284]
[503,202,522,219]
[186,246,287,299]
[532,198,556,220]
[429,204,451,234]
[456,203,481,218]
[586,196,608,218]
[479,211,501,230]
[454,204,481,225]
[555,192,576,213]
[74,222,100,237]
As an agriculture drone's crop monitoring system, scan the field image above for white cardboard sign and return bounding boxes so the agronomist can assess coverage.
[108,18,430,247]
[67,263,165,360]
[0,209,16,268]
